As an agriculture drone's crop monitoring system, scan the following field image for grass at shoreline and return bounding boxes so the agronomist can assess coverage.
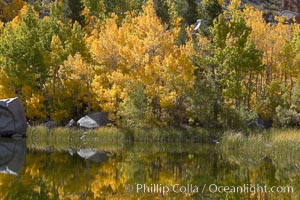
[221,129,300,149]
[221,129,300,163]
[27,126,300,153]
[26,125,225,152]
[26,126,221,151]
[219,129,300,187]
[27,126,300,144]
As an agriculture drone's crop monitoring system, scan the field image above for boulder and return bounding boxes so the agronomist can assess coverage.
[0,138,26,175]
[77,112,108,129]
[247,115,273,129]
[41,120,56,128]
[0,97,27,137]
[247,119,264,130]
[65,119,77,128]
[280,10,300,23]
[77,149,108,163]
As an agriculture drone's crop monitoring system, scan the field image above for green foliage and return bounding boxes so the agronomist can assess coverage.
[274,105,300,128]
[118,83,147,127]
[189,67,219,127]
[153,0,170,25]
[154,0,199,26]
[82,0,105,17]
[191,0,262,128]
[0,3,90,122]
[198,0,222,36]
[0,6,48,90]
[172,0,199,25]
[211,1,262,110]
[291,81,300,112]
[274,81,300,128]
[257,81,288,120]
[219,107,258,130]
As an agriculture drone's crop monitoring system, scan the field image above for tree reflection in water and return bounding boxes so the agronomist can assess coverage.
[0,143,299,199]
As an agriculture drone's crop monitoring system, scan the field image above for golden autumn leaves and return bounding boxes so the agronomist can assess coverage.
[0,0,300,127]
[0,1,195,126]
[88,2,195,125]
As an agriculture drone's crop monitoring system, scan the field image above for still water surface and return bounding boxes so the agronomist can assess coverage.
[0,138,299,199]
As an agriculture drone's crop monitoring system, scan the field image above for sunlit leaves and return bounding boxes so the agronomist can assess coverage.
[88,1,195,125]
[0,0,300,127]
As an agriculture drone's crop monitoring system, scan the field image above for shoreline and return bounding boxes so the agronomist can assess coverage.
[25,126,300,151]
[26,126,222,143]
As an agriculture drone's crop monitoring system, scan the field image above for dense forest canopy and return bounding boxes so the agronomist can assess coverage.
[0,0,300,129]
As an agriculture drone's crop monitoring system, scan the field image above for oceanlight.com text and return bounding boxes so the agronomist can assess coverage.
[124,183,294,196]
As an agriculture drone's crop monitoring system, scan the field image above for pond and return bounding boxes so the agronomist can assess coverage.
[0,137,299,199]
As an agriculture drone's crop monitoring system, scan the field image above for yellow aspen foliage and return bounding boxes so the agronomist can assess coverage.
[91,161,127,199]
[57,53,95,118]
[81,6,104,35]
[244,6,296,83]
[0,69,15,98]
[48,35,65,96]
[22,86,46,120]
[9,4,38,28]
[81,7,94,34]
[294,27,300,67]
[88,0,195,125]
[243,6,300,119]
[63,53,94,82]
[0,174,15,198]
[218,0,224,5]
[159,90,177,108]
